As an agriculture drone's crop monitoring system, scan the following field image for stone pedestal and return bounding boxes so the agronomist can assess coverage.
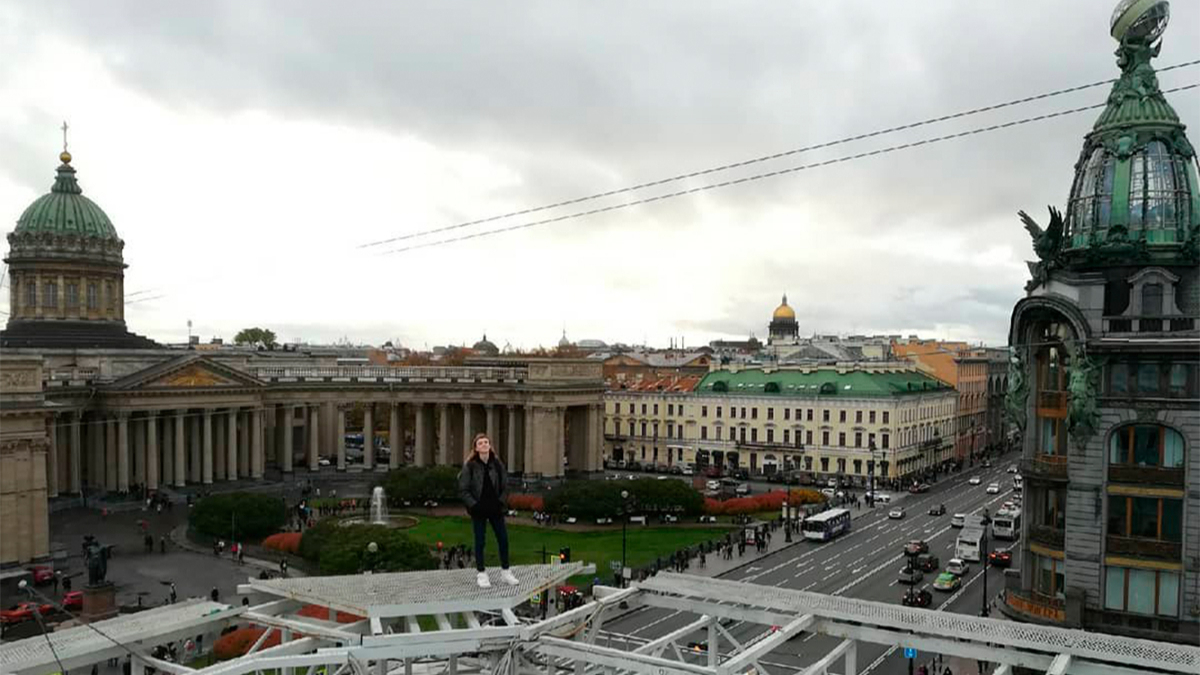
[82,582,118,622]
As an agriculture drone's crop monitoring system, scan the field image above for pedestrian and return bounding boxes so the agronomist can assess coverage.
[160,536,167,554]
[170,583,177,604]
[211,586,220,602]
[63,576,72,593]
[238,547,245,565]
[458,432,519,588]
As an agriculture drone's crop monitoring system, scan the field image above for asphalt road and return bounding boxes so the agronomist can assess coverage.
[601,457,1023,675]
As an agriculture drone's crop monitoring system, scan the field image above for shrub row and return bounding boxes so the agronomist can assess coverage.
[261,532,302,555]
[378,466,461,504]
[190,492,286,541]
[541,479,703,521]
[703,489,825,515]
[507,494,544,512]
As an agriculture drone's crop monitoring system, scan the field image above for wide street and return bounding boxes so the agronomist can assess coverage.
[602,458,1022,675]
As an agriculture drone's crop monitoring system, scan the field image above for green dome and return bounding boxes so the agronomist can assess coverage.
[13,158,119,240]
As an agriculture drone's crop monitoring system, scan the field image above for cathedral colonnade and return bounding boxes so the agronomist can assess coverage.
[40,396,605,495]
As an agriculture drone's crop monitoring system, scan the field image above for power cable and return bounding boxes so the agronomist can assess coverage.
[20,583,67,675]
[358,61,1200,249]
[19,581,163,673]
[380,83,1199,255]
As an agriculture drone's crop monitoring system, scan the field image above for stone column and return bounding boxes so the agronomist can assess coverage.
[556,406,566,477]
[281,405,294,473]
[202,409,214,484]
[523,405,534,475]
[463,404,475,452]
[117,412,130,492]
[161,414,173,488]
[486,404,498,450]
[146,413,159,491]
[363,404,374,470]
[308,405,320,471]
[174,411,187,487]
[225,403,237,478]
[506,405,518,470]
[47,417,59,498]
[190,412,202,483]
[415,403,429,467]
[437,403,450,466]
[133,414,146,486]
[238,409,250,478]
[213,412,226,481]
[587,404,602,473]
[69,412,82,494]
[105,416,117,491]
[389,403,402,469]
[336,405,347,470]
[251,408,264,479]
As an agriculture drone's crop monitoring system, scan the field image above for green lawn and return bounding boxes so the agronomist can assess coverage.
[400,514,733,584]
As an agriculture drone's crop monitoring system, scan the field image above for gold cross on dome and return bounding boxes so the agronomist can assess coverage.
[61,121,69,152]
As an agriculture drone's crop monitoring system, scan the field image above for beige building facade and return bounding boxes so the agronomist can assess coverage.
[0,356,53,566]
[604,364,956,481]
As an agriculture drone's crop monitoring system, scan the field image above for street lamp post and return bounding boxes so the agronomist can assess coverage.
[784,497,793,542]
[980,508,990,617]
[620,490,629,588]
[362,541,379,574]
[867,440,877,508]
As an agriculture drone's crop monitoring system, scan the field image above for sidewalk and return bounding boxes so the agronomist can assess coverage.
[168,524,307,578]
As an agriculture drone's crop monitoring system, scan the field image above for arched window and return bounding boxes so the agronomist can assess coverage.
[712,381,728,393]
[1069,146,1115,236]
[764,381,781,394]
[1109,424,1184,468]
[1129,141,1190,232]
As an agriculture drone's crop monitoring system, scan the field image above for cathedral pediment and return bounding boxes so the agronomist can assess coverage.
[108,354,263,391]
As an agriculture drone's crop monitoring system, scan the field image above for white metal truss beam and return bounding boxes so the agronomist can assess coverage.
[717,614,813,675]
[196,637,326,675]
[642,593,797,627]
[633,616,710,658]
[1047,654,1072,675]
[240,610,365,643]
[537,636,714,675]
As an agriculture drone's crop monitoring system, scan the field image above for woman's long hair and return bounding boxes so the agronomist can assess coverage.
[467,432,494,464]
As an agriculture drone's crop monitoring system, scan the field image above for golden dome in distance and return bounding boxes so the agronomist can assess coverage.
[772,294,795,320]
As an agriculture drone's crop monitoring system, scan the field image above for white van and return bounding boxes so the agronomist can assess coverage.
[951,513,966,528]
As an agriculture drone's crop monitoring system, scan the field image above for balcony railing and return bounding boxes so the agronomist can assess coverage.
[251,366,527,382]
[1029,525,1065,549]
[1102,315,1196,334]
[1107,465,1185,487]
[1021,455,1069,481]
[1106,535,1182,561]
[1005,590,1065,623]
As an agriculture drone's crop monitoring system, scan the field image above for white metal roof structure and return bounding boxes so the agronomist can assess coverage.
[2,567,1197,675]
[0,599,241,675]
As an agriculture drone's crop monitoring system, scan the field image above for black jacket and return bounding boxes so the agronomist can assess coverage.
[458,455,508,511]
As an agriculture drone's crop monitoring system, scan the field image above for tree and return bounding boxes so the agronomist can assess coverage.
[233,327,278,348]
[190,492,286,541]
[311,525,437,575]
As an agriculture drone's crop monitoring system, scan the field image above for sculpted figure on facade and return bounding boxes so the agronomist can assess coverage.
[1019,207,1065,292]
[1066,349,1102,451]
[1004,348,1029,434]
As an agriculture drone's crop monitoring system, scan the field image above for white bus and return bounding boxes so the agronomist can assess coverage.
[992,510,1021,540]
[955,526,985,562]
[802,508,852,542]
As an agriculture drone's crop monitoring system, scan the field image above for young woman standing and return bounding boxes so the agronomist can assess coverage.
[458,433,519,587]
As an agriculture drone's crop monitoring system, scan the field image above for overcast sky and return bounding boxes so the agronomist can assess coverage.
[2,1,1197,350]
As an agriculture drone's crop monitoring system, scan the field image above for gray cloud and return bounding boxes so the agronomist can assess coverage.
[4,1,1197,347]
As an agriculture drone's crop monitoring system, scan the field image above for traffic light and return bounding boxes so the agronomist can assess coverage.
[559,547,571,563]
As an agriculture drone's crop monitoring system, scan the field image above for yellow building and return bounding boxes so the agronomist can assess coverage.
[604,363,956,481]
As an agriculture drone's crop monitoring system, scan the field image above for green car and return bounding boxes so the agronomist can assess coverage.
[933,572,961,592]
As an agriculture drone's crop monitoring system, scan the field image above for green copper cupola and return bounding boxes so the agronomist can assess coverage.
[1063,0,1200,259]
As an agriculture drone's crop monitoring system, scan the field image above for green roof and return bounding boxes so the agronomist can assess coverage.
[13,156,119,241]
[693,368,951,398]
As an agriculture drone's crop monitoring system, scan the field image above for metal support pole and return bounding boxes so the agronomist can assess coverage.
[707,617,718,669]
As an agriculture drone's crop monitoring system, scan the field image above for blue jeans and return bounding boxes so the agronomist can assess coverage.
[472,511,510,572]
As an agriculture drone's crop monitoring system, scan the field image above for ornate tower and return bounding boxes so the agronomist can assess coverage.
[2,149,156,348]
[1003,0,1199,642]
[767,294,799,345]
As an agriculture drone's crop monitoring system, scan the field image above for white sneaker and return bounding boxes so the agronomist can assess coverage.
[476,572,491,588]
[499,569,520,586]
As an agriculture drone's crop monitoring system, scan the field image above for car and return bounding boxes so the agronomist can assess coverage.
[1007,465,1018,474]
[62,591,83,611]
[908,483,931,494]
[735,484,750,496]
[0,602,52,625]
[986,483,1001,494]
[989,550,1013,568]
[915,553,940,572]
[928,504,946,516]
[317,457,332,467]
[968,476,982,486]
[669,465,683,475]
[27,566,54,585]
[605,474,621,481]
[951,513,966,528]
[902,588,933,607]
[933,572,961,592]
[982,459,992,468]
[820,488,836,498]
[656,475,670,481]
[827,478,838,488]
[897,566,924,585]
[888,507,906,519]
[681,466,694,476]
[946,558,970,577]
[904,540,929,556]
[1001,501,1017,512]
[870,492,892,504]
